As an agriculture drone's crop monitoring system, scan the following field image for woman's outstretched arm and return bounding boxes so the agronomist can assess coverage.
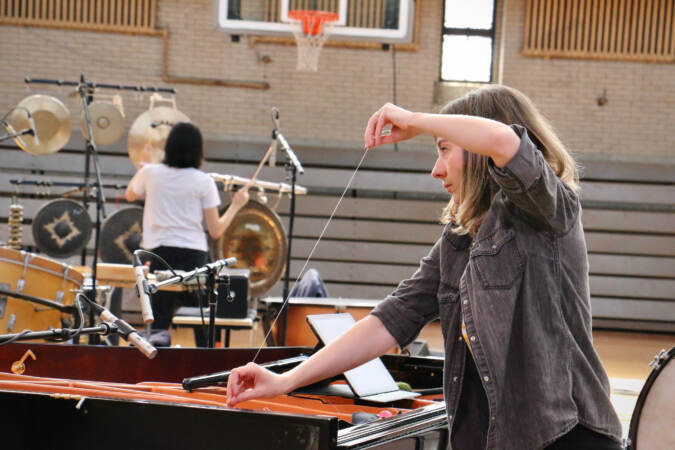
[226,315,397,406]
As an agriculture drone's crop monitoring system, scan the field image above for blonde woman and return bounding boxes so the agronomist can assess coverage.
[226,86,622,450]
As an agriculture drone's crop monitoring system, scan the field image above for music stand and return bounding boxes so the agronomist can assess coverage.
[304,313,420,403]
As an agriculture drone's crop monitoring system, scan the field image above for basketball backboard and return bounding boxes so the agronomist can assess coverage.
[214,0,415,44]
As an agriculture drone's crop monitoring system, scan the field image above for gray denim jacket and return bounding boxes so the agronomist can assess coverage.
[372,125,622,449]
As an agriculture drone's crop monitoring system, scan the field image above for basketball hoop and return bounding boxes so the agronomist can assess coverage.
[288,10,339,72]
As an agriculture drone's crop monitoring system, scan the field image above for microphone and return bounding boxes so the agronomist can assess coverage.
[27,112,39,146]
[204,257,237,273]
[134,253,154,324]
[269,139,277,167]
[273,129,304,174]
[270,108,280,167]
[99,308,158,359]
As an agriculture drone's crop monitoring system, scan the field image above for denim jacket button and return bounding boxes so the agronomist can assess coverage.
[483,376,490,382]
[458,336,463,342]
[463,299,468,304]
[453,376,458,382]
[470,336,476,342]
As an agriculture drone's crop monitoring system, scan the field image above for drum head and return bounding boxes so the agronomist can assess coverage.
[210,200,287,298]
[100,207,143,264]
[32,199,92,258]
[628,347,675,449]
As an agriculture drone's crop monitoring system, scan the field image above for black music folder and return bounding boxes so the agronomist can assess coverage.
[305,313,420,403]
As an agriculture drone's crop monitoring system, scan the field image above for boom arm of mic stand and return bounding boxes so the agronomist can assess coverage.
[148,258,238,294]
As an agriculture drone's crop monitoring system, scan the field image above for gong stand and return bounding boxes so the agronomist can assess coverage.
[271,109,304,346]
[24,75,176,344]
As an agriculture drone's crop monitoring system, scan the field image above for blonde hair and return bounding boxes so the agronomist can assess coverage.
[440,85,579,236]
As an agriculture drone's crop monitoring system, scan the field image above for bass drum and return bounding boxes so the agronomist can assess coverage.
[0,247,84,335]
[99,207,143,264]
[209,200,287,298]
[627,346,675,449]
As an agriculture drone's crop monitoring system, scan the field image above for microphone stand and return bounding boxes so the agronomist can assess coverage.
[271,109,304,346]
[148,258,237,349]
[0,323,121,345]
[78,73,108,345]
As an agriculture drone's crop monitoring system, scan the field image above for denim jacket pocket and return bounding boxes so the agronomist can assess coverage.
[471,228,524,289]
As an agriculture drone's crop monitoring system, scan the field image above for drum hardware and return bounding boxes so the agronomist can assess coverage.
[649,349,670,370]
[5,95,72,155]
[80,94,125,146]
[627,346,675,450]
[6,314,16,333]
[127,93,191,169]
[10,349,36,375]
[0,275,79,315]
[16,251,35,293]
[55,265,73,304]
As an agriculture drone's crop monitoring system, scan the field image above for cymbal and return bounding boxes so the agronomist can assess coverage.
[10,95,72,155]
[127,106,190,168]
[81,100,125,146]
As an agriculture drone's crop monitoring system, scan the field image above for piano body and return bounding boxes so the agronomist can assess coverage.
[0,343,448,449]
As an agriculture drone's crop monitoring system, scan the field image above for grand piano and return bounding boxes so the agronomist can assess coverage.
[0,343,449,449]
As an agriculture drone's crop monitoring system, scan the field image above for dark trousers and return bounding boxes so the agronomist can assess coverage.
[148,246,208,346]
[451,349,489,450]
[546,424,623,450]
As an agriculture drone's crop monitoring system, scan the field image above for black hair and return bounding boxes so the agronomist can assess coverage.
[163,122,203,168]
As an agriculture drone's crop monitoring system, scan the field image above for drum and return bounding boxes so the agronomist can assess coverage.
[99,207,143,264]
[0,247,84,335]
[32,199,92,258]
[627,346,675,449]
[210,200,287,298]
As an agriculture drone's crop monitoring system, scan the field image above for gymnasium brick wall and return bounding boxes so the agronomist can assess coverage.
[0,0,672,161]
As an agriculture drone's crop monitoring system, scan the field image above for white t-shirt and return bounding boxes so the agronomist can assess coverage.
[130,163,220,251]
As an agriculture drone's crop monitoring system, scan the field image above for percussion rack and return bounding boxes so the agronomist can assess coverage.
[24,74,176,344]
[10,179,127,192]
[209,173,308,196]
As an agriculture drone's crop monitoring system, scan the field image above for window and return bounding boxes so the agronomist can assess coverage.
[441,0,496,82]
[0,0,159,34]
[522,0,675,63]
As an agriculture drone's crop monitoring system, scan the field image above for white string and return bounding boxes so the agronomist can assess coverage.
[252,147,370,363]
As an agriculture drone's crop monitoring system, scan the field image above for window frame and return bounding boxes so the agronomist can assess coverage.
[440,0,498,83]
